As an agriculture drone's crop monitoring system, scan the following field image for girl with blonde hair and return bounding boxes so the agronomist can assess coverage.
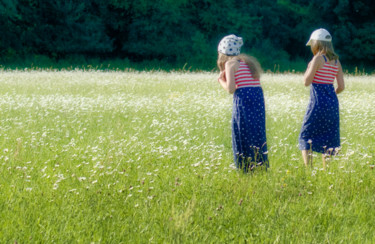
[299,28,345,168]
[217,34,268,172]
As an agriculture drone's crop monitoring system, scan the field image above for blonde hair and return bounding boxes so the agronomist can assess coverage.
[310,40,339,61]
[217,53,262,80]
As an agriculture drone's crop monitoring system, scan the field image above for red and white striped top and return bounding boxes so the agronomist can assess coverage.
[312,61,338,85]
[235,61,261,88]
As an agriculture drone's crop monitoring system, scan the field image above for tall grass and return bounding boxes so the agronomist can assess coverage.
[2,55,374,74]
[0,70,374,243]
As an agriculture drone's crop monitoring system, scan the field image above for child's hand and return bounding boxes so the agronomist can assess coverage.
[218,71,226,82]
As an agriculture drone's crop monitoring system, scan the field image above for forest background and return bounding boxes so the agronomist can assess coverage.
[1,0,374,73]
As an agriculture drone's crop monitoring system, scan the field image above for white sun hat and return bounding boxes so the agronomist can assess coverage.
[306,28,332,46]
[218,34,243,56]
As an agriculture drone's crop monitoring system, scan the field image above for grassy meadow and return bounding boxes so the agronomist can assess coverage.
[0,70,374,243]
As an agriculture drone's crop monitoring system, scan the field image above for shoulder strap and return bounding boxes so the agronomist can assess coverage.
[322,55,327,62]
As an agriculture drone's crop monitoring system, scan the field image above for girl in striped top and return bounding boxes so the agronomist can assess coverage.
[217,34,269,172]
[299,28,345,169]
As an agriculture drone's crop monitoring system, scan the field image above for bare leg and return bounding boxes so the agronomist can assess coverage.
[302,150,312,167]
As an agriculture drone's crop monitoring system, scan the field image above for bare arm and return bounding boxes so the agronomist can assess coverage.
[335,60,345,94]
[217,60,239,94]
[303,55,324,86]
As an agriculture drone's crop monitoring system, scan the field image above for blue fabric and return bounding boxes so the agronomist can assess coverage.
[299,83,340,153]
[232,87,269,172]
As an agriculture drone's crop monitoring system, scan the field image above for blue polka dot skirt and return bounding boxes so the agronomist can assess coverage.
[299,83,340,153]
[232,87,269,172]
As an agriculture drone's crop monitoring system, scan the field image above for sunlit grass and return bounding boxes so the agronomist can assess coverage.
[0,70,374,243]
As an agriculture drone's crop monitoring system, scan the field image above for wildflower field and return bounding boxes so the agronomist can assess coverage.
[0,70,374,243]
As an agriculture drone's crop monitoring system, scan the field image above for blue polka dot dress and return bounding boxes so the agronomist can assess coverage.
[232,62,268,172]
[299,56,340,153]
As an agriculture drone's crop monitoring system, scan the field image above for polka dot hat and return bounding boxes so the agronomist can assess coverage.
[218,34,243,56]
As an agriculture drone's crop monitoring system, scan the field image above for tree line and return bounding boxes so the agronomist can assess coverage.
[1,0,374,72]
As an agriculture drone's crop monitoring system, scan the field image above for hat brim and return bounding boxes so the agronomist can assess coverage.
[306,39,312,46]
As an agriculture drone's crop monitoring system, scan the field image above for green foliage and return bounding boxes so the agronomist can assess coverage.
[0,0,20,60]
[0,0,374,71]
